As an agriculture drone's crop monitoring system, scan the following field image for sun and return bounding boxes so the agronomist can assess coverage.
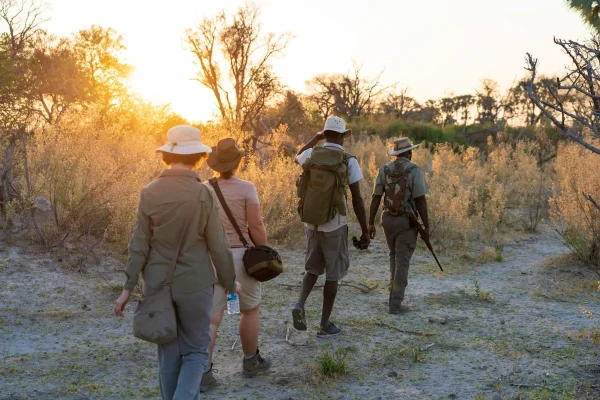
[128,62,217,123]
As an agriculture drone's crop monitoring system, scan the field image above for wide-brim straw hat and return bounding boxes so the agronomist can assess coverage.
[388,137,419,156]
[319,116,352,138]
[207,138,244,173]
[156,125,212,155]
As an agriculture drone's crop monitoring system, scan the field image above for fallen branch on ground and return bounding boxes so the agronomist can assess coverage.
[278,281,378,294]
[374,322,436,337]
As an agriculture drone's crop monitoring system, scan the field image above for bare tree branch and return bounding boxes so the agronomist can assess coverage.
[583,192,600,212]
[524,48,600,154]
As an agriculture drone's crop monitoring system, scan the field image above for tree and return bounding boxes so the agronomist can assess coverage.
[378,88,420,119]
[263,91,310,139]
[439,97,458,127]
[525,38,600,154]
[307,62,390,121]
[0,0,44,221]
[475,79,506,124]
[567,1,600,34]
[413,100,441,124]
[506,76,559,126]
[454,94,476,126]
[73,25,131,115]
[184,3,290,143]
[525,36,600,269]
[27,33,90,124]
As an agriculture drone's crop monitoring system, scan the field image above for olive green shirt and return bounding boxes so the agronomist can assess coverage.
[372,157,429,201]
[124,170,236,294]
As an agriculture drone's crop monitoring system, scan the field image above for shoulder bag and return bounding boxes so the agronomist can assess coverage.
[132,184,201,344]
[209,178,283,282]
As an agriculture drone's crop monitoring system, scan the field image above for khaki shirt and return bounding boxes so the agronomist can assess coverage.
[124,170,236,294]
[372,157,429,203]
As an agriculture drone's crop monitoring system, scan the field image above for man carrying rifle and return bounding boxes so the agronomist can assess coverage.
[368,137,430,314]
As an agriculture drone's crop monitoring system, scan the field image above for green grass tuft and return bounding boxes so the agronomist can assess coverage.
[316,347,349,377]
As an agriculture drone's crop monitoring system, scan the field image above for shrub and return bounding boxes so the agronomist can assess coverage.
[550,143,600,271]
[27,107,161,246]
[20,111,557,252]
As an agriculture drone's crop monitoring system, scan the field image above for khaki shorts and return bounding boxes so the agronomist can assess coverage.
[213,248,261,313]
[304,225,349,281]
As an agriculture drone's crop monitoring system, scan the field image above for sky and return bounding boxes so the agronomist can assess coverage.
[45,0,593,122]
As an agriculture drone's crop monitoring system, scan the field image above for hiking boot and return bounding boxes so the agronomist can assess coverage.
[292,305,307,331]
[317,322,342,338]
[389,304,411,314]
[200,364,219,393]
[242,349,272,378]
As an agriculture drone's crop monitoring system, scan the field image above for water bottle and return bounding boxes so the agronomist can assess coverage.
[227,292,240,315]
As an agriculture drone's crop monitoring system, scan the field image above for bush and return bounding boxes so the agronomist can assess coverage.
[550,143,600,270]
[348,116,466,146]
[20,111,557,251]
[27,107,161,246]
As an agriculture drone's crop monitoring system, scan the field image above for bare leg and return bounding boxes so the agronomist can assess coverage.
[208,311,224,366]
[320,280,339,328]
[296,272,319,308]
[239,305,260,357]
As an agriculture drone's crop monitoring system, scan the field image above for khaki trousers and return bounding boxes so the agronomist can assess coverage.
[143,282,213,400]
[381,212,418,307]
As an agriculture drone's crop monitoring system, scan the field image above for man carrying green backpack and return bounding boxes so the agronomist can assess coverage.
[292,116,370,337]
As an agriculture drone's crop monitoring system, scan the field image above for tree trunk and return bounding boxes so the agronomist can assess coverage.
[1,134,17,225]
[21,130,32,197]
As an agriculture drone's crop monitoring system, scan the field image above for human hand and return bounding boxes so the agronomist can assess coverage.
[114,289,131,318]
[234,281,242,296]
[315,131,325,141]
[421,227,430,242]
[368,224,376,239]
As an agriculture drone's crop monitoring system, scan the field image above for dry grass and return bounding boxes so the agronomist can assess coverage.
[550,143,600,270]
[19,114,594,256]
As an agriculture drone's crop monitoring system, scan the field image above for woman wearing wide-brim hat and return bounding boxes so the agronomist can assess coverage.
[201,138,273,391]
[114,125,241,400]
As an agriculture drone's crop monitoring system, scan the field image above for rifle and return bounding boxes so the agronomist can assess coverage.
[406,202,443,272]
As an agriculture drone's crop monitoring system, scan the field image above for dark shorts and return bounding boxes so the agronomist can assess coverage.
[304,225,349,281]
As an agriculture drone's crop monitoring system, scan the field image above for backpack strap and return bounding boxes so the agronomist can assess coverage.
[404,164,418,199]
[209,178,252,249]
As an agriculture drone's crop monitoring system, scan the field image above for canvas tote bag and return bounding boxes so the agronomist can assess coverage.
[209,178,283,282]
[132,185,200,344]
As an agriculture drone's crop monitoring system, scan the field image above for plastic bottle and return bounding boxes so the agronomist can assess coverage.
[227,292,240,315]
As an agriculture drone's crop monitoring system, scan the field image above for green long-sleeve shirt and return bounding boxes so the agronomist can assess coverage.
[124,169,236,293]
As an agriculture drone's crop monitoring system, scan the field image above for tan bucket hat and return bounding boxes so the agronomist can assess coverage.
[156,125,212,155]
[320,116,352,138]
[388,137,419,156]
[207,138,244,173]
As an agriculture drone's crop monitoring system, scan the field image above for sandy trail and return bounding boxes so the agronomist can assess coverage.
[1,226,599,400]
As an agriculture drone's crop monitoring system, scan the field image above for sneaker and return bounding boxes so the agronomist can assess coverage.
[242,349,273,378]
[292,306,307,331]
[200,364,219,393]
[389,304,411,314]
[317,322,342,338]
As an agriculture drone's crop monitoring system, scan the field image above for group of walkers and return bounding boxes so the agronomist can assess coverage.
[113,115,429,399]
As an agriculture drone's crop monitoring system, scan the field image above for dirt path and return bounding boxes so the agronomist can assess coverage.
[1,226,599,400]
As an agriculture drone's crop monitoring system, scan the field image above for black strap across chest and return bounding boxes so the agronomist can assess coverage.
[209,178,252,249]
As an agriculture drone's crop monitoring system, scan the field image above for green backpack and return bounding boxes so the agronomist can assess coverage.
[296,146,354,226]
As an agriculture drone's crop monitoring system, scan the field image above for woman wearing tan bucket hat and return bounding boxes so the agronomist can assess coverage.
[114,125,240,400]
[200,138,272,391]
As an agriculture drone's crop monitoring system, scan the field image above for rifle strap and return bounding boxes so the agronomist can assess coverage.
[209,178,252,249]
